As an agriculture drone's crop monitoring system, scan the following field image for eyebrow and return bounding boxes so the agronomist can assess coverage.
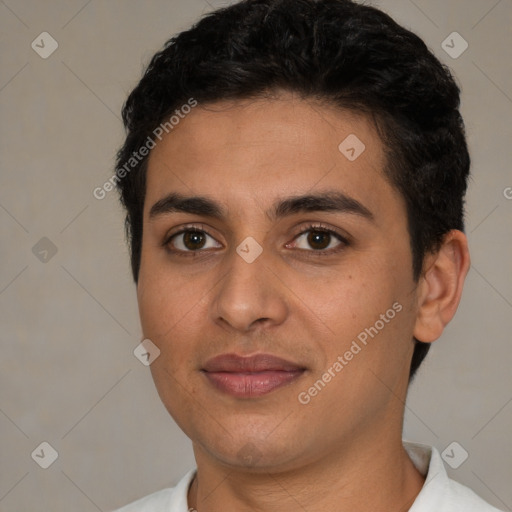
[148,191,374,222]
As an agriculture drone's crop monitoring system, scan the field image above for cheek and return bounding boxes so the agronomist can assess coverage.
[293,263,392,331]
[137,258,207,348]
[139,270,204,407]
[297,253,414,367]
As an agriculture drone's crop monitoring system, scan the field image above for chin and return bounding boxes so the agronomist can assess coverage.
[193,425,309,473]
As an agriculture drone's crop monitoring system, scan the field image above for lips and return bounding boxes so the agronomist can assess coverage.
[202,353,306,398]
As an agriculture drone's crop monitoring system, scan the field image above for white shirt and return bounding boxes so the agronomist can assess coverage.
[112,442,503,511]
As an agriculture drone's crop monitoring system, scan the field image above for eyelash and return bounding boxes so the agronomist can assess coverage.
[163,223,349,257]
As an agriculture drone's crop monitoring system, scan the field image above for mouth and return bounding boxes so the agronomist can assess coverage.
[201,353,306,398]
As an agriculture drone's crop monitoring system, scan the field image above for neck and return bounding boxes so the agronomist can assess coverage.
[187,428,425,511]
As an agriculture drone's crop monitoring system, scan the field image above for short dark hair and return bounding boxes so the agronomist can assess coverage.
[115,0,470,380]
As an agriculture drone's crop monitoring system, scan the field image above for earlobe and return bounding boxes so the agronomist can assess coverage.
[413,230,471,343]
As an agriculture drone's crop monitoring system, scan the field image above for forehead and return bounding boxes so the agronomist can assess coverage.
[144,95,401,220]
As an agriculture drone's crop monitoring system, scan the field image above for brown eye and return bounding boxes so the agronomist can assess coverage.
[183,231,206,250]
[291,227,347,253]
[167,229,221,252]
[307,230,331,250]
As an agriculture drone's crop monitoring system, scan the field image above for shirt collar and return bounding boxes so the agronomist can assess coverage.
[169,442,449,511]
[404,441,451,511]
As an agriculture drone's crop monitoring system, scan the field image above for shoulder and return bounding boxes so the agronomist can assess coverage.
[404,441,504,512]
[443,478,504,512]
[111,488,175,512]
[110,469,196,512]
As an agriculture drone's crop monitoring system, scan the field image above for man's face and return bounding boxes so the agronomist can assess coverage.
[137,95,420,471]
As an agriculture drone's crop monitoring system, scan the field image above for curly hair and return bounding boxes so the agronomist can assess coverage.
[115,0,470,381]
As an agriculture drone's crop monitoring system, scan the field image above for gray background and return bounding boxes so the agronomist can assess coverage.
[0,0,511,510]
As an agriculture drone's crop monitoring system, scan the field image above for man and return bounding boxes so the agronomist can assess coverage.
[112,0,502,510]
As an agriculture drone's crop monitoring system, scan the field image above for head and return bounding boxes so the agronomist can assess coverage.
[115,0,470,471]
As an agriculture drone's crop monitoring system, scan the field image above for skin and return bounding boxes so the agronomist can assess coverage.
[137,92,470,511]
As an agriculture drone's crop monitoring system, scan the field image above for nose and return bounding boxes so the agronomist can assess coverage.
[210,245,289,333]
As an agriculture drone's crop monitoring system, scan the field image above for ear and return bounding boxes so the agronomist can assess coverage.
[413,230,471,343]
